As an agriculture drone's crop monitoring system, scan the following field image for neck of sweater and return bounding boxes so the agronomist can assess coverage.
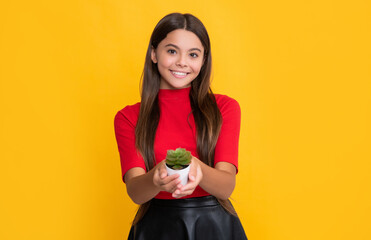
[158,87,191,101]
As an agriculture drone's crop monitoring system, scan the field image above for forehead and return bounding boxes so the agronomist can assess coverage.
[159,29,204,51]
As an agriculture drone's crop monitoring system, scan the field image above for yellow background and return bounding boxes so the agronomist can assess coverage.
[1,0,370,239]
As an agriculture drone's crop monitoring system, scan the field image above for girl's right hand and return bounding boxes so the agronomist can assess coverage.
[153,160,182,193]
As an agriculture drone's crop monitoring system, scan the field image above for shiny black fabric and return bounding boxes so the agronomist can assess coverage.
[128,196,248,240]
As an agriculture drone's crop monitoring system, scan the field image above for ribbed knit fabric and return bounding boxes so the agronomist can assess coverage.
[114,87,241,199]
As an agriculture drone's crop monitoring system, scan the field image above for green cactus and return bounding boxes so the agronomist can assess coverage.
[166,148,192,170]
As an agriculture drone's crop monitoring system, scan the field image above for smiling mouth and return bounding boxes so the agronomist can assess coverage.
[170,70,189,76]
[170,70,190,79]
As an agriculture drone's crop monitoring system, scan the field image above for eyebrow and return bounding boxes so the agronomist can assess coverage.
[164,43,202,53]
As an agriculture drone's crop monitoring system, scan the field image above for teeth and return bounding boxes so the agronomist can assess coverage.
[172,71,187,76]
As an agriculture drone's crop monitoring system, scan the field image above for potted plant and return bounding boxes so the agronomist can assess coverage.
[165,148,192,186]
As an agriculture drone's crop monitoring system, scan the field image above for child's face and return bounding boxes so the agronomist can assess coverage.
[151,29,205,89]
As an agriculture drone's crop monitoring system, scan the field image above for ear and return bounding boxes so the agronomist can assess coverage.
[151,46,157,64]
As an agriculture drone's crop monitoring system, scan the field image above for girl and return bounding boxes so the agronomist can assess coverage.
[114,12,248,240]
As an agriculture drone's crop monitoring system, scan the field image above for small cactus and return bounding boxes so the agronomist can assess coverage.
[166,148,192,170]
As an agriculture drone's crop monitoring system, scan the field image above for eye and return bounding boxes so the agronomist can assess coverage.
[190,53,198,58]
[167,49,176,54]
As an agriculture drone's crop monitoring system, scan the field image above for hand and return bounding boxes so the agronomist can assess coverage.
[172,156,203,198]
[153,160,182,193]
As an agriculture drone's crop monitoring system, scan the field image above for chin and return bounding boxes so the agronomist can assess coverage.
[161,79,193,89]
[171,83,192,89]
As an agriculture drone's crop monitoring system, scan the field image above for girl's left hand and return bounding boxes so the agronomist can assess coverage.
[172,156,203,198]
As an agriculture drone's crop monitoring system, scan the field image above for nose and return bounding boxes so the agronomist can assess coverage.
[176,53,188,67]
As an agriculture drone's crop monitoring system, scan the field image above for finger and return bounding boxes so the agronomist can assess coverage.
[176,189,194,197]
[189,164,202,184]
[181,171,198,191]
[159,164,168,179]
[172,190,185,198]
[172,189,194,198]
[188,174,195,181]
[173,194,185,198]
[177,182,196,193]
[180,182,197,192]
[172,183,183,192]
[159,174,180,185]
[163,178,181,193]
[153,168,161,186]
[188,163,196,179]
[170,179,182,190]
[170,184,180,193]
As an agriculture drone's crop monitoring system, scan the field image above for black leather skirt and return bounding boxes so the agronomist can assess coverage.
[128,196,248,240]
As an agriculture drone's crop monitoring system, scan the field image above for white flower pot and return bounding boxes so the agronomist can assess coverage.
[166,164,191,186]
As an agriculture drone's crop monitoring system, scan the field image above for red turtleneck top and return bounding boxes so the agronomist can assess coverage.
[114,87,241,199]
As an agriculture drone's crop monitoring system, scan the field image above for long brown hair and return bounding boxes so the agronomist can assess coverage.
[133,12,237,226]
